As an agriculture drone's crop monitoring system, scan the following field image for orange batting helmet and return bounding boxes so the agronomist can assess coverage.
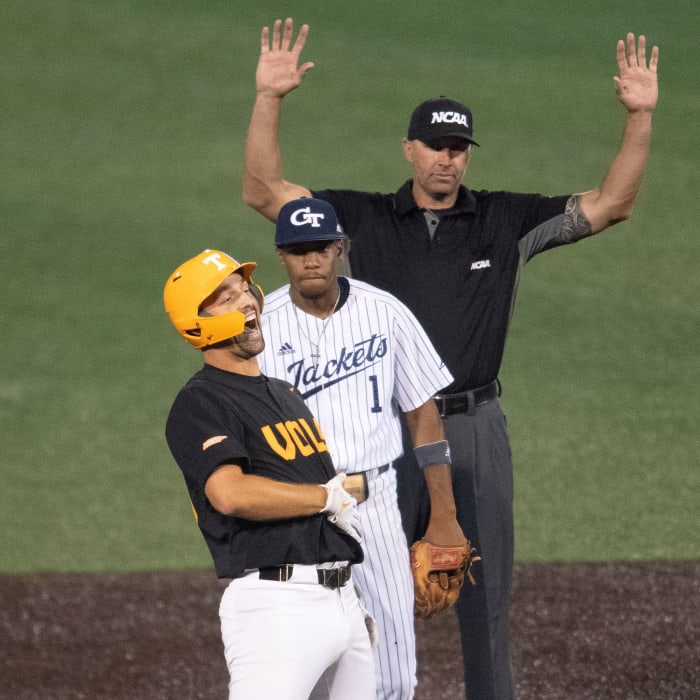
[163,249,263,349]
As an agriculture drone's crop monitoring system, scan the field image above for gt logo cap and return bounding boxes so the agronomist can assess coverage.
[275,197,348,247]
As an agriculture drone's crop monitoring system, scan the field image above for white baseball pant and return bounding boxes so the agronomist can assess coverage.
[219,565,376,700]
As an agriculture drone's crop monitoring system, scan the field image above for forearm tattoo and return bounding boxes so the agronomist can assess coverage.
[561,194,593,242]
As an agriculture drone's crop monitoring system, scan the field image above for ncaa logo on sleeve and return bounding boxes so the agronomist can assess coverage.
[470,259,491,271]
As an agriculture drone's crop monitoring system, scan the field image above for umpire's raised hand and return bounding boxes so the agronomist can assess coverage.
[256,18,315,99]
[614,33,659,113]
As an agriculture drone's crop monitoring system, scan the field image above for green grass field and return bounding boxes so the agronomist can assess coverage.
[2,0,698,573]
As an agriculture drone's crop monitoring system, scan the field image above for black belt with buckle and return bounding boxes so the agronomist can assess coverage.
[343,463,391,504]
[433,380,500,417]
[258,564,351,590]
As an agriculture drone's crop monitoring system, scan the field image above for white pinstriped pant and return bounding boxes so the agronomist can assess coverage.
[352,465,417,700]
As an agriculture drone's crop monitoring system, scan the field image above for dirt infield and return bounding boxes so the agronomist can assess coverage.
[1,560,698,699]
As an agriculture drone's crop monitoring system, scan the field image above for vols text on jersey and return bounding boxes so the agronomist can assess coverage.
[260,417,329,460]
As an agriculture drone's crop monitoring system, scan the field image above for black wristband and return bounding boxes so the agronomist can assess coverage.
[413,440,451,468]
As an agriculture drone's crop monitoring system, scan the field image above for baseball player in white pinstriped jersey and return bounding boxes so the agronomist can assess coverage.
[258,197,467,699]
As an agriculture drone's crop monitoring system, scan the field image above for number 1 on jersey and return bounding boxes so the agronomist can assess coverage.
[369,375,382,414]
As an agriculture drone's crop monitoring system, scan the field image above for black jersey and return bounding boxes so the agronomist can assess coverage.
[165,364,363,579]
[312,181,570,391]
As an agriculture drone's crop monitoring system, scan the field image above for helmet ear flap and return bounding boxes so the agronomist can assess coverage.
[195,311,246,348]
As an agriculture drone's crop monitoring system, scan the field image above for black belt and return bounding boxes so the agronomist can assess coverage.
[434,380,500,417]
[344,463,391,504]
[347,463,391,479]
[258,564,351,590]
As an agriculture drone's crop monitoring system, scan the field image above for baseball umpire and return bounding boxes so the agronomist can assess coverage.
[163,249,375,699]
[241,19,659,700]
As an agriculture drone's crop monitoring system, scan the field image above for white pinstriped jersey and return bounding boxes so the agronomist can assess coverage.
[259,277,453,473]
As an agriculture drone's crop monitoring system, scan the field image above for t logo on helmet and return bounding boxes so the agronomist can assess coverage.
[290,206,325,228]
[201,252,228,271]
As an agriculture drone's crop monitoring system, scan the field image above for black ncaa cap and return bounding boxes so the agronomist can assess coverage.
[407,96,480,147]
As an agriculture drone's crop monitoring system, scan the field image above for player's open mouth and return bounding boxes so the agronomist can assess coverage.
[244,312,259,333]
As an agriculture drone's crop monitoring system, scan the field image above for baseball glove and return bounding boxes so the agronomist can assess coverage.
[409,539,480,619]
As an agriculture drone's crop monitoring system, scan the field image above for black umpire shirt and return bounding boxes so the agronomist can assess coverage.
[312,181,571,392]
[166,365,363,579]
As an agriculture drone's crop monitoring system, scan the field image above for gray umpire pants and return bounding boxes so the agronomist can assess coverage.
[396,398,514,700]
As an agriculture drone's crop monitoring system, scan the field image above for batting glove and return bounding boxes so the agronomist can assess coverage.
[321,473,363,543]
